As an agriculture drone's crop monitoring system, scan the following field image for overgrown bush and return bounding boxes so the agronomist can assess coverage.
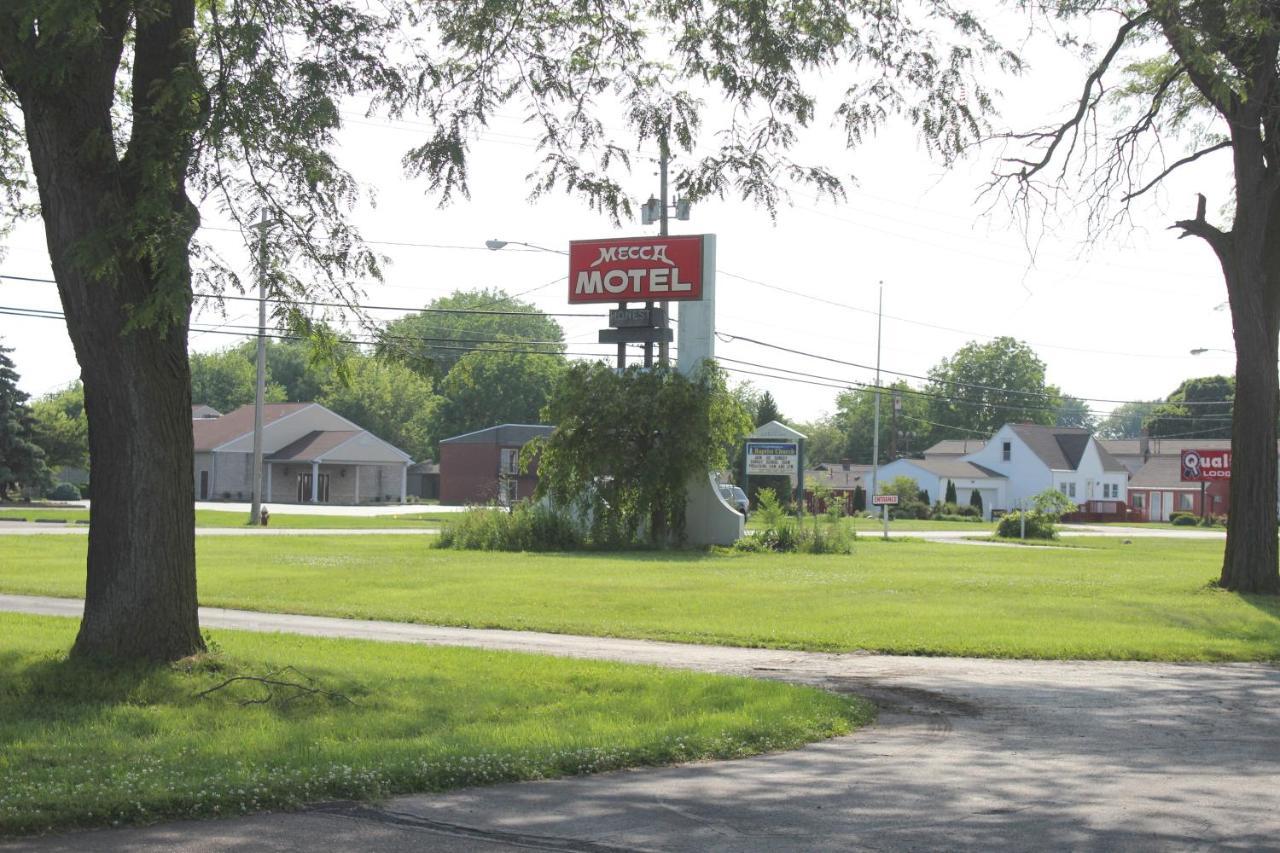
[996,510,1056,540]
[437,501,584,551]
[1171,513,1199,526]
[47,482,80,501]
[936,501,979,518]
[736,488,853,554]
[933,513,983,523]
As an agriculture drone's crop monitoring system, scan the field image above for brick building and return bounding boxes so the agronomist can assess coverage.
[438,424,554,506]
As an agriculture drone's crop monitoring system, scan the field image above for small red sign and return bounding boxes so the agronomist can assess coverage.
[871,494,900,506]
[1181,449,1231,481]
[568,235,704,304]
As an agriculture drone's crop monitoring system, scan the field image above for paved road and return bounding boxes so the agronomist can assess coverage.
[2,594,1277,852]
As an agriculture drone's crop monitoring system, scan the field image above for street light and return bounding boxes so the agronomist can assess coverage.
[485,238,567,255]
[1190,347,1234,356]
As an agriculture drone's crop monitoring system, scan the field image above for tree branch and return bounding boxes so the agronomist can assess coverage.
[1122,140,1232,201]
[1171,192,1229,258]
[194,666,357,707]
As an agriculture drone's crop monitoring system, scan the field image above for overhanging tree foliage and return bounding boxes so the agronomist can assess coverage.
[988,1,1280,593]
[533,363,751,546]
[0,0,1013,660]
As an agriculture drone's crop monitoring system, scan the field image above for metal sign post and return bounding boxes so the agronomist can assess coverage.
[871,493,898,540]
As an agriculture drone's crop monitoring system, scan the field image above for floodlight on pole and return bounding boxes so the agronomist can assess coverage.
[1190,347,1233,356]
[484,238,567,255]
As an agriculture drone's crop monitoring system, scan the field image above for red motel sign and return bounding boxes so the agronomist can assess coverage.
[1181,449,1231,482]
[568,235,705,304]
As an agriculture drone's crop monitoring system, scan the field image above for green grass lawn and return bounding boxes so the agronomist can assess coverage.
[0,613,867,835]
[747,515,991,533]
[1,535,1276,661]
[0,507,454,528]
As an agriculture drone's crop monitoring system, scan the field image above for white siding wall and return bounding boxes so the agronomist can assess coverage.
[963,425,1053,509]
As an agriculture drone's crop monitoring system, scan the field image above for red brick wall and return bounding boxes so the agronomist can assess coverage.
[440,443,500,505]
[439,442,543,505]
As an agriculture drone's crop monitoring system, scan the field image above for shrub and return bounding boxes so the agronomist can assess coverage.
[77,482,90,499]
[933,513,982,523]
[437,501,584,551]
[1171,513,1199,526]
[734,495,853,555]
[996,510,1056,540]
[968,489,984,514]
[48,482,80,501]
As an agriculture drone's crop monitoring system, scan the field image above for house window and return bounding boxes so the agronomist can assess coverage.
[500,448,520,475]
[1132,493,1145,509]
[1102,483,1118,499]
[1002,441,1011,462]
[1178,492,1194,511]
[1059,483,1069,496]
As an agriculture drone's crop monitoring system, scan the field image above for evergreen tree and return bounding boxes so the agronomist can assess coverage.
[945,480,958,505]
[969,489,983,514]
[755,391,782,427]
[0,343,51,497]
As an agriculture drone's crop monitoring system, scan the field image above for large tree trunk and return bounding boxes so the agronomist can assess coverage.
[1221,298,1280,594]
[7,1,205,660]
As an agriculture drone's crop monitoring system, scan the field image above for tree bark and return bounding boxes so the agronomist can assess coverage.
[5,1,205,660]
[1221,291,1280,594]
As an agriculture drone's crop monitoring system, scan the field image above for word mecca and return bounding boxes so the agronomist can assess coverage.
[568,235,706,304]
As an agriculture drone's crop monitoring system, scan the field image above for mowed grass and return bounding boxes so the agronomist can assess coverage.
[0,613,867,835]
[2,536,1277,661]
[0,507,451,528]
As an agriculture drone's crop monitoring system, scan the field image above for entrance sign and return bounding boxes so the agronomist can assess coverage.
[1181,449,1231,481]
[746,441,798,475]
[871,494,900,506]
[598,327,674,345]
[569,235,706,303]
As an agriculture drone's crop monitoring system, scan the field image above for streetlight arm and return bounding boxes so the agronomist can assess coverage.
[485,238,567,256]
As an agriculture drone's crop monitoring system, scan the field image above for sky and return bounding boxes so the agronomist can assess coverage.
[0,9,1238,429]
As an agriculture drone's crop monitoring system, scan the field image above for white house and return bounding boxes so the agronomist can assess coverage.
[873,458,1006,519]
[878,423,1128,518]
[961,424,1128,512]
[192,403,413,504]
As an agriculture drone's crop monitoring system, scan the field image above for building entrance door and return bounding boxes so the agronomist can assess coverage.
[296,473,331,503]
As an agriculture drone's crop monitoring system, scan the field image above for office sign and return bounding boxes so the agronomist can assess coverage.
[871,494,900,506]
[568,235,706,303]
[746,441,798,475]
[1181,449,1231,481]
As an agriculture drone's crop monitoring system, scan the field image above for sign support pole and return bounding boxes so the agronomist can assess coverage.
[1201,481,1207,520]
[657,134,670,367]
[882,503,889,540]
[616,301,626,369]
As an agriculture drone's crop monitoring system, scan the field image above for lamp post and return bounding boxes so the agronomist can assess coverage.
[1190,347,1234,356]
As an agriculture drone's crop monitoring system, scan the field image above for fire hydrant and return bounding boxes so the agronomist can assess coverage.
[259,507,270,527]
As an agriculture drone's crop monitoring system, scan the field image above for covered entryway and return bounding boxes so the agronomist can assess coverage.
[296,472,331,503]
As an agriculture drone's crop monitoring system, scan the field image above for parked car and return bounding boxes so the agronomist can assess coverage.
[718,484,749,516]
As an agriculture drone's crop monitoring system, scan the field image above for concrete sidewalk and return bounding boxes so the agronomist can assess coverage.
[2,594,1278,852]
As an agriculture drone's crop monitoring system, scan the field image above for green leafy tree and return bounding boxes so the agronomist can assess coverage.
[833,381,930,464]
[1146,376,1234,439]
[988,2,1280,590]
[433,351,566,453]
[794,415,844,466]
[925,339,1056,441]
[381,289,565,381]
[318,357,441,463]
[1097,401,1160,439]
[190,348,286,413]
[1054,395,1097,432]
[0,0,1013,658]
[29,382,88,470]
[0,343,50,497]
[535,363,752,546]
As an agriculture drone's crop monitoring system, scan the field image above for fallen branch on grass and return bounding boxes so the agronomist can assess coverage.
[194,665,357,707]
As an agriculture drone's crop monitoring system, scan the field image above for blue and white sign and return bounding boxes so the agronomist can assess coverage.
[746,441,798,475]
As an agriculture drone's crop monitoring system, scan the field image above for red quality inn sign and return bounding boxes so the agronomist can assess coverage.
[1181,449,1231,481]
[568,235,705,304]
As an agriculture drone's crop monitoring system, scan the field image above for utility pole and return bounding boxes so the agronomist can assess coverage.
[249,211,270,525]
[869,280,884,507]
[890,389,900,460]
[656,132,670,367]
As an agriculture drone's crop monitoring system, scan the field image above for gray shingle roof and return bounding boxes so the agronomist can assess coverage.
[440,423,555,445]
[904,458,1006,479]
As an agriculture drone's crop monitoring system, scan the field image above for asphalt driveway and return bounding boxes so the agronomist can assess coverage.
[1,595,1277,852]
